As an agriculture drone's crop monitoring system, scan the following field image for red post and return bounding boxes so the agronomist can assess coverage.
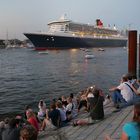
[139,34,140,78]
[128,30,137,76]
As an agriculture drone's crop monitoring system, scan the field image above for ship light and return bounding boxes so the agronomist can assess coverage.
[70,49,77,52]
[72,33,75,36]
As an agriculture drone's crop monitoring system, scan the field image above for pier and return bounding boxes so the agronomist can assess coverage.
[38,30,138,140]
[38,103,133,140]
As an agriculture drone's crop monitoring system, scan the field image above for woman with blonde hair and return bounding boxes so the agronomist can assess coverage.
[26,109,39,133]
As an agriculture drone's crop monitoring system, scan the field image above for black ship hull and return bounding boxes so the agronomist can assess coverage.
[24,33,127,50]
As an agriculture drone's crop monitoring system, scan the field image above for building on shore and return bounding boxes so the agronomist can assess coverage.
[0,39,6,49]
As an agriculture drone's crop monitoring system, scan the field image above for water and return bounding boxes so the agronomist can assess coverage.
[0,47,128,116]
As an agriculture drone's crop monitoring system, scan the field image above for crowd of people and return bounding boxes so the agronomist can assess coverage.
[0,73,140,140]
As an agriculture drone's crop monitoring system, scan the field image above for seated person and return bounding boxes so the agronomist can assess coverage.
[86,87,94,111]
[77,90,88,112]
[61,96,68,108]
[105,103,140,140]
[66,97,77,121]
[124,73,140,104]
[40,103,61,130]
[73,88,104,126]
[24,105,32,120]
[70,93,78,109]
[120,103,140,139]
[131,78,140,95]
[20,125,37,140]
[0,121,5,140]
[109,75,134,109]
[2,118,20,140]
[56,101,67,125]
[26,109,39,133]
[37,100,46,121]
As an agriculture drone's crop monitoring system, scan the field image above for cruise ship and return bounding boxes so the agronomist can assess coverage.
[24,15,127,50]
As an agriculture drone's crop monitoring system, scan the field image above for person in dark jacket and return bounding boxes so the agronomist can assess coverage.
[73,88,104,126]
[2,118,20,140]
[90,88,104,120]
[0,121,5,140]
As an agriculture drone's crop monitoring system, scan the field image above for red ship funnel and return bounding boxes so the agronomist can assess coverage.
[96,19,103,27]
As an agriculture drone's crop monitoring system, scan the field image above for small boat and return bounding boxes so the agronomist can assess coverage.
[85,54,95,59]
[38,51,49,54]
[98,48,105,51]
[123,46,127,49]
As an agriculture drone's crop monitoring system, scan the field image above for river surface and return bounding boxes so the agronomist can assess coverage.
[0,47,128,116]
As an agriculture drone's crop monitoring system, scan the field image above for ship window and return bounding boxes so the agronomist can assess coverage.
[49,24,66,32]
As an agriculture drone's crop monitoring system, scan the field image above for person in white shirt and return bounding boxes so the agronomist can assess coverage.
[66,97,77,121]
[123,73,140,103]
[109,75,134,108]
[37,100,46,121]
[117,81,134,102]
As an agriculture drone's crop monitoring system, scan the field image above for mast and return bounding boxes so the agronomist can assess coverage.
[5,29,9,46]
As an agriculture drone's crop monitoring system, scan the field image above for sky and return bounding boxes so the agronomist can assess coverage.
[0,0,140,40]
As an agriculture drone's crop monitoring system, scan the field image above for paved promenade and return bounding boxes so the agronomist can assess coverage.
[38,103,133,140]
